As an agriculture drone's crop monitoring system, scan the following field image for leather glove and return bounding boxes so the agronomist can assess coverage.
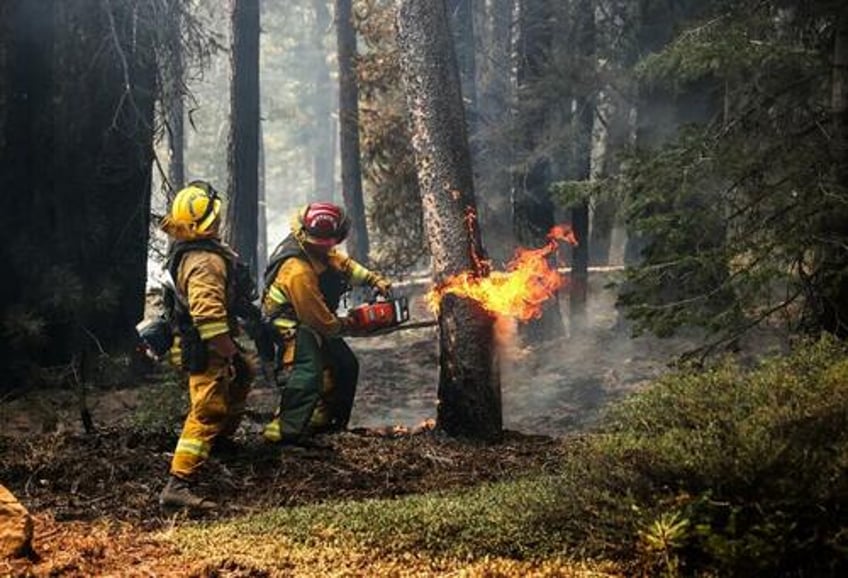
[208,332,238,359]
[370,274,393,297]
[339,315,365,336]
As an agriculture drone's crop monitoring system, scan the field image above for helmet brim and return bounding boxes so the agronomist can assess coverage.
[304,235,340,247]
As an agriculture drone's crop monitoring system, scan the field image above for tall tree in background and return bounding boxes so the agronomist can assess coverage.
[587,0,636,267]
[356,0,426,273]
[165,2,185,196]
[226,0,261,277]
[0,0,158,384]
[616,1,848,346]
[257,119,268,278]
[397,0,501,441]
[336,0,369,263]
[473,0,514,262]
[512,0,565,340]
[311,0,334,202]
[821,9,848,336]
[567,0,595,331]
[449,0,477,119]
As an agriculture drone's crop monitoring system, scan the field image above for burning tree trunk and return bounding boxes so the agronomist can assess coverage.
[397,0,502,441]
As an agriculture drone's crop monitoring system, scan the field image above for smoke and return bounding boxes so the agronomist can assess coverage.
[342,276,705,437]
[493,315,519,358]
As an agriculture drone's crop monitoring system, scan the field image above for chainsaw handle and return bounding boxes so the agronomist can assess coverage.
[370,286,393,302]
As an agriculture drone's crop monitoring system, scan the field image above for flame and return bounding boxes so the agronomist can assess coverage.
[427,225,578,321]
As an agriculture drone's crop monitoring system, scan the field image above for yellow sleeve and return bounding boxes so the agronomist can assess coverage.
[328,250,374,286]
[278,258,343,337]
[179,251,230,340]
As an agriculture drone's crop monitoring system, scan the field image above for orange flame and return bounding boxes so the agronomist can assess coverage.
[427,225,578,321]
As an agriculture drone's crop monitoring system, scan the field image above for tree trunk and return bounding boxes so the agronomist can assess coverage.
[568,0,595,333]
[335,0,369,263]
[449,0,477,115]
[166,3,185,197]
[1,0,155,376]
[258,118,268,282]
[311,0,334,202]
[397,0,502,441]
[226,0,261,277]
[588,89,615,266]
[474,0,515,263]
[820,10,848,336]
[512,0,565,341]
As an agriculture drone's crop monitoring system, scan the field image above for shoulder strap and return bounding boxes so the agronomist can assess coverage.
[166,239,236,303]
[262,235,307,296]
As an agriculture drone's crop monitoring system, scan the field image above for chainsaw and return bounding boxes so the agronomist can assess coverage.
[345,295,436,336]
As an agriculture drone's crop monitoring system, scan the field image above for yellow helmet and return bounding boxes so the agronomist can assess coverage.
[170,181,221,234]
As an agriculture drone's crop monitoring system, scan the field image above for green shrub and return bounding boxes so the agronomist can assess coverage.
[601,336,848,576]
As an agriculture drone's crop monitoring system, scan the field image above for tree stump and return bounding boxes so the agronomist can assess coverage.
[0,484,32,558]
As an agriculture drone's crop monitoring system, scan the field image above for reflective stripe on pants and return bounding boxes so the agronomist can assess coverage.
[170,353,253,479]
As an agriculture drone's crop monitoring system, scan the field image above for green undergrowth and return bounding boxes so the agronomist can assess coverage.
[599,335,848,576]
[169,336,848,577]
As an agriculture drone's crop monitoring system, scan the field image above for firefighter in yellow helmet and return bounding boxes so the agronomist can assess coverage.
[261,202,392,445]
[158,181,255,511]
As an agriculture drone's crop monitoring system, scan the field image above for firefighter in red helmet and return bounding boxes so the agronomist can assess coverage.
[261,202,392,444]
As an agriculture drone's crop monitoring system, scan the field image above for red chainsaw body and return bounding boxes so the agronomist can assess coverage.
[348,297,410,332]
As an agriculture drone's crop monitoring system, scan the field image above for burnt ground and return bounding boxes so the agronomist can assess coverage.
[0,277,743,576]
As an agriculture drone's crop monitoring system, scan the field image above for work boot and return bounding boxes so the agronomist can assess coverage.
[159,475,217,511]
[211,436,243,458]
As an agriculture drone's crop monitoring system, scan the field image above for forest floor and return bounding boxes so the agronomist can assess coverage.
[0,276,788,576]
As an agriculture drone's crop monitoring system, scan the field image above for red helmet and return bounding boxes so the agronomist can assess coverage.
[300,202,350,247]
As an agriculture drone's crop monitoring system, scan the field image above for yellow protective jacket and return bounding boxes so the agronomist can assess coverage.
[262,236,377,338]
[176,250,232,341]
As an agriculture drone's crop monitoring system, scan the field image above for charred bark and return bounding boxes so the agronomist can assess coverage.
[336,0,369,263]
[397,0,501,441]
[226,0,261,277]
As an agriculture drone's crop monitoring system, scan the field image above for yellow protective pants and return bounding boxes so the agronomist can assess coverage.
[170,353,253,479]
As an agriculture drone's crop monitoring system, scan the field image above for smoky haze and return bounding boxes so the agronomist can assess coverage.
[147,1,728,436]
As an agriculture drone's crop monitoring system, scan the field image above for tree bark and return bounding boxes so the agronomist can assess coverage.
[226,0,261,277]
[820,10,848,336]
[258,118,268,281]
[568,0,595,333]
[311,0,334,202]
[336,0,369,263]
[474,0,515,263]
[1,0,155,376]
[397,0,501,441]
[166,3,185,197]
[512,0,565,341]
[448,0,477,115]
